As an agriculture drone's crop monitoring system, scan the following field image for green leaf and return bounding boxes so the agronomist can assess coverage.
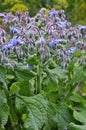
[0,73,7,89]
[74,51,86,57]
[10,103,18,127]
[0,66,7,89]
[71,67,86,85]
[0,89,9,129]
[43,102,58,130]
[48,66,68,79]
[56,102,74,130]
[68,123,86,130]
[0,66,7,75]
[73,107,86,124]
[14,68,36,81]
[43,73,59,94]
[27,54,37,65]
[16,94,47,130]
[70,92,86,105]
[6,75,14,80]
[82,83,86,93]
[10,81,34,96]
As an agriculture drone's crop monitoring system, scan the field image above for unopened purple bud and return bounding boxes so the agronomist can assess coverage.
[64,63,68,68]
[39,47,44,54]
[82,43,84,47]
[66,57,70,63]
[28,43,34,51]
[1,31,5,37]
[2,38,5,43]
[59,50,64,57]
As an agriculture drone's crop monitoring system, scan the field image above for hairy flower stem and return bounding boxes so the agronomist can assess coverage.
[36,64,41,94]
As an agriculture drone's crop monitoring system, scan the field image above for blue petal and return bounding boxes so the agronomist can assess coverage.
[28,65,33,69]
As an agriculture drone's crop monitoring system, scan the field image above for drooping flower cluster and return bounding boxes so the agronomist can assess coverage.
[0,8,86,69]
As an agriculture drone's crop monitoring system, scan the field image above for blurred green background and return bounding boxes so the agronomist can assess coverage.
[0,0,86,24]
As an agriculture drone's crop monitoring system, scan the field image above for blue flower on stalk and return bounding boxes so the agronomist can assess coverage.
[10,26,20,35]
[65,47,77,55]
[7,44,14,49]
[58,21,67,29]
[2,44,14,51]
[10,38,19,46]
[0,13,7,19]
[2,38,24,51]
[28,65,33,69]
[2,45,8,51]
[49,11,59,18]
[49,39,63,47]
[10,38,24,46]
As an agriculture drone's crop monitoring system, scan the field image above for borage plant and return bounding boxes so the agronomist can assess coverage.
[0,8,86,130]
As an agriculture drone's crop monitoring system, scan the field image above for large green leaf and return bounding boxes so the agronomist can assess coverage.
[10,81,34,96]
[0,66,7,89]
[73,107,86,124]
[9,102,18,127]
[0,74,7,89]
[56,102,74,130]
[68,123,86,130]
[71,67,85,85]
[49,66,68,79]
[0,66,7,74]
[14,67,36,81]
[82,83,86,93]
[0,89,9,129]
[43,73,59,94]
[16,94,47,130]
[43,102,58,130]
[27,54,37,65]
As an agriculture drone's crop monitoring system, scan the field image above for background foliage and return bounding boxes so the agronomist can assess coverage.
[0,0,86,24]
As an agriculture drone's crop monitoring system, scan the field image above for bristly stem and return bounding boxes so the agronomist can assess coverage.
[36,49,42,94]
[36,64,41,93]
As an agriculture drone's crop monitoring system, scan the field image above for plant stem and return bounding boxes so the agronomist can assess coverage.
[36,64,41,93]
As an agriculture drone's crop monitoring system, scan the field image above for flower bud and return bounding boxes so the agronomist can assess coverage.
[64,63,68,68]
[39,46,44,54]
[45,51,50,60]
[66,57,70,64]
[28,43,34,51]
[1,31,5,37]
[1,56,9,64]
